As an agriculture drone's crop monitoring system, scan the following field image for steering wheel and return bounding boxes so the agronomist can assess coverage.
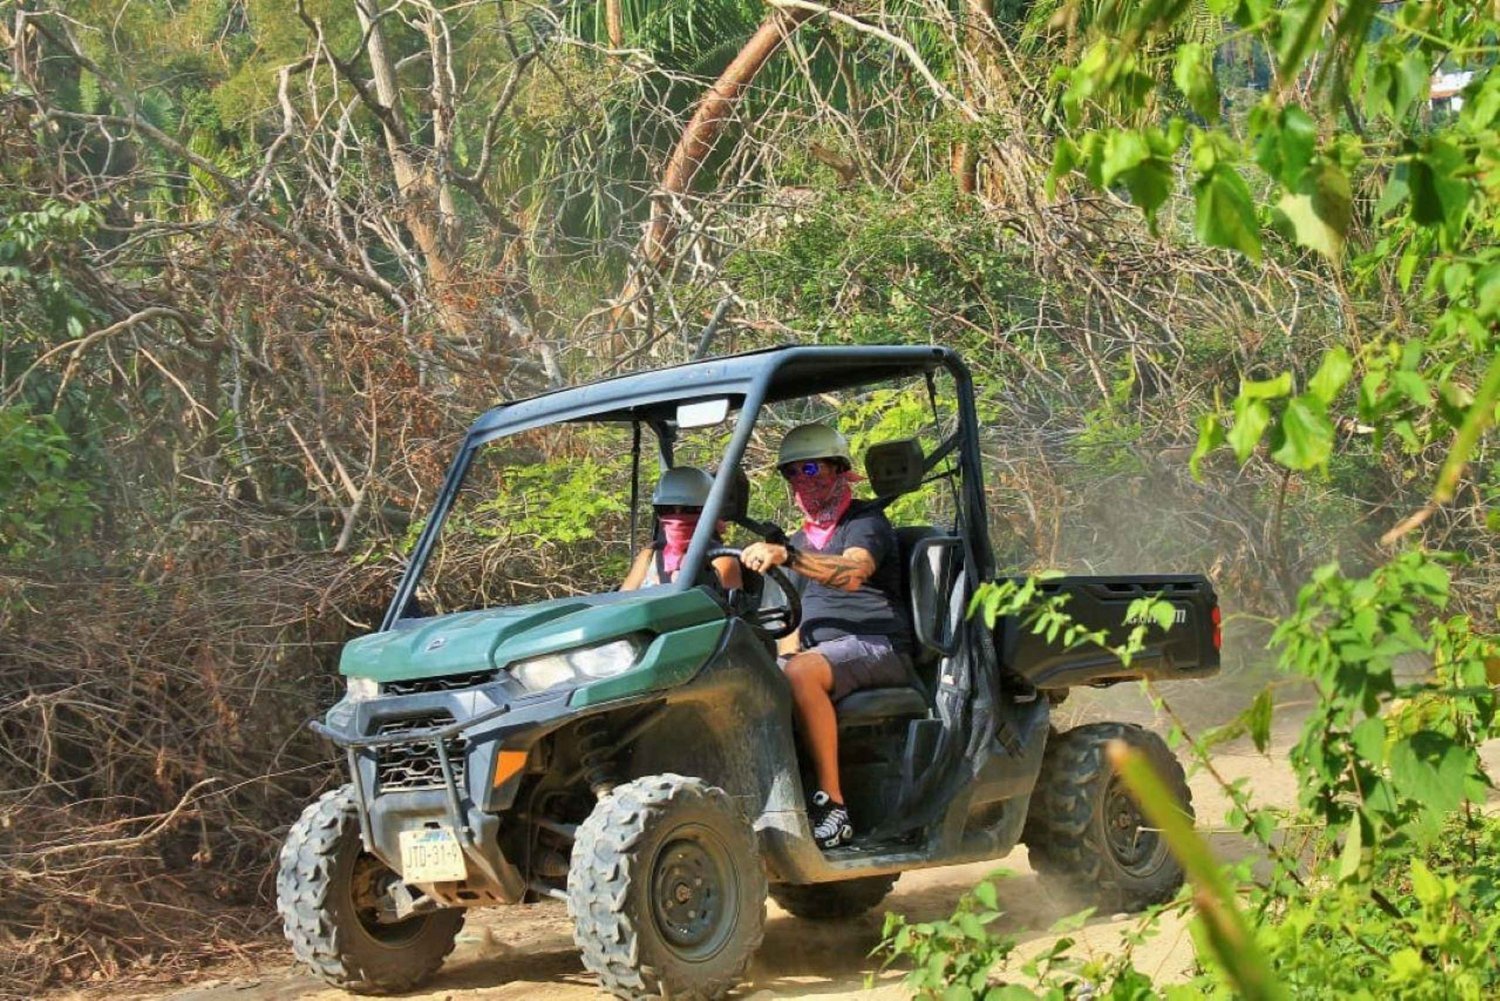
[705,546,802,640]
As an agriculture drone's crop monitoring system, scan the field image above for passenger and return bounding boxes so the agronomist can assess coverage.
[739,424,915,849]
[622,467,743,591]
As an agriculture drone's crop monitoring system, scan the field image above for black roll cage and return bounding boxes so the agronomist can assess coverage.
[382,346,994,632]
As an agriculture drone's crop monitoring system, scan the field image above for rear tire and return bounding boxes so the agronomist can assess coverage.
[769,874,898,920]
[569,773,767,1000]
[1022,722,1191,912]
[277,786,464,994]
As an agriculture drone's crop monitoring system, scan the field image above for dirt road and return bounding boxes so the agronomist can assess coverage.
[141,728,1307,1001]
[141,711,1500,1001]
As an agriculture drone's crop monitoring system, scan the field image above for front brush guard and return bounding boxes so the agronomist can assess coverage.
[309,701,525,902]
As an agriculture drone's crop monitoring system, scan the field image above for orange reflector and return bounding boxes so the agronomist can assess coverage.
[492,749,528,789]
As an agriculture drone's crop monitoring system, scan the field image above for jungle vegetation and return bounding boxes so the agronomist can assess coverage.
[0,0,1496,995]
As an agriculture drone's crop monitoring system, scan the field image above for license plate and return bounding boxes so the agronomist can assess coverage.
[398,827,467,883]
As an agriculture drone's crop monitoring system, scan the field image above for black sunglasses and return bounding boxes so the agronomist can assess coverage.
[780,459,832,479]
[655,505,702,516]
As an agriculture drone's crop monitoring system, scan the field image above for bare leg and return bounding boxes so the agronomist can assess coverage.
[782,650,841,802]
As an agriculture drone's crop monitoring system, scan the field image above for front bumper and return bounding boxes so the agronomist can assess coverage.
[313,683,573,904]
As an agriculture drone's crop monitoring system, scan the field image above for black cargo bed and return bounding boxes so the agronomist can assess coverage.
[995,575,1221,690]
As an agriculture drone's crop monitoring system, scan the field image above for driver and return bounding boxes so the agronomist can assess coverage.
[622,466,743,591]
[740,424,914,849]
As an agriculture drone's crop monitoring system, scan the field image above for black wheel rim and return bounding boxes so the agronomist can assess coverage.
[650,825,736,959]
[348,851,431,946]
[1102,776,1167,876]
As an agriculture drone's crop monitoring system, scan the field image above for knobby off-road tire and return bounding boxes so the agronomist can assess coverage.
[769,874,898,920]
[277,786,464,994]
[568,773,767,1000]
[1022,722,1191,913]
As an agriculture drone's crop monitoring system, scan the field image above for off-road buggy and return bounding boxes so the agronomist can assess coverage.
[277,345,1220,998]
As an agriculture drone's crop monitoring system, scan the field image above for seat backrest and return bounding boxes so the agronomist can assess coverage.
[888,528,960,702]
[896,525,940,610]
[895,526,964,693]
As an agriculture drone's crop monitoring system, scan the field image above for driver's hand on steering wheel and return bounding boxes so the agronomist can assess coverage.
[740,541,789,574]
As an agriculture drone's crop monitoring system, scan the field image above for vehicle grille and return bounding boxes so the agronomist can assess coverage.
[382,669,496,697]
[374,713,468,791]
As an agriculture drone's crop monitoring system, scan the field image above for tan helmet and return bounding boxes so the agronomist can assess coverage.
[777,423,852,469]
[652,466,713,508]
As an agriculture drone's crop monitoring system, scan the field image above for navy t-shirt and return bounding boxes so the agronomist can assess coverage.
[789,499,913,654]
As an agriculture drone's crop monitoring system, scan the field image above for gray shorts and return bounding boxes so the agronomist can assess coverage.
[783,634,913,702]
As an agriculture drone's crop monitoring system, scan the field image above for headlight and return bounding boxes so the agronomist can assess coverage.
[508,638,645,692]
[346,676,380,702]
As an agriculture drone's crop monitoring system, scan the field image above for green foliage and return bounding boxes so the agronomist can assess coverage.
[725,181,1040,356]
[891,550,1500,998]
[1050,2,1497,503]
[0,199,103,339]
[1275,553,1497,845]
[0,406,97,559]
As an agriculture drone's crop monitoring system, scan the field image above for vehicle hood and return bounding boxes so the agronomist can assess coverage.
[339,589,724,683]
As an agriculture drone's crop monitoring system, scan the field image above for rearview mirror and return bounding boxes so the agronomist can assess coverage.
[676,398,730,428]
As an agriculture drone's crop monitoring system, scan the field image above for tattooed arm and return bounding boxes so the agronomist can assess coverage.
[740,542,875,593]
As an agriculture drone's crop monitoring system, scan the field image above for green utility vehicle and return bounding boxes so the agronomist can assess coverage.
[277,345,1221,999]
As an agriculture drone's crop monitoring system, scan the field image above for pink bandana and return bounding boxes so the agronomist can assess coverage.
[795,473,856,550]
[659,514,697,575]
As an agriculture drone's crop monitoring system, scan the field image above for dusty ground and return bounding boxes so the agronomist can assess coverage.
[108,727,1300,1001]
[83,720,1500,1001]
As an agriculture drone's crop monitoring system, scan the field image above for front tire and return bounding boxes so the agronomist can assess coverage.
[569,774,767,1000]
[769,874,897,920]
[1022,723,1191,912]
[276,786,464,994]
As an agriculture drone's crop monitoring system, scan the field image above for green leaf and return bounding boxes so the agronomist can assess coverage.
[1409,859,1444,908]
[1190,411,1225,480]
[1434,353,1500,503]
[1047,138,1080,199]
[1122,161,1174,222]
[1100,131,1148,187]
[1474,264,1500,320]
[1228,397,1270,463]
[1245,687,1273,753]
[1392,369,1432,407]
[1270,394,1334,470]
[1389,731,1468,818]
[1101,130,1174,222]
[1375,165,1410,218]
[973,879,998,910]
[1409,140,1471,231]
[1255,105,1317,184]
[1276,162,1352,260]
[1241,372,1294,400]
[1337,814,1362,882]
[1308,346,1353,405]
[1392,49,1430,121]
[1173,42,1220,122]
[1350,717,1387,767]
[1195,164,1262,261]
[1277,0,1335,82]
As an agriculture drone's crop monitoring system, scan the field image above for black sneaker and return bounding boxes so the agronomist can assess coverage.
[809,790,853,849]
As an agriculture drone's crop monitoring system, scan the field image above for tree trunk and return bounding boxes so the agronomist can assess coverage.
[605,0,623,48]
[951,0,991,195]
[353,0,469,339]
[616,7,813,326]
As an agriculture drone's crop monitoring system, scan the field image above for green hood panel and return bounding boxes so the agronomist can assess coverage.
[340,589,725,683]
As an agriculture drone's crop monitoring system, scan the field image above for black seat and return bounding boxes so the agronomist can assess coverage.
[832,523,962,724]
[814,437,964,725]
[836,686,929,723]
